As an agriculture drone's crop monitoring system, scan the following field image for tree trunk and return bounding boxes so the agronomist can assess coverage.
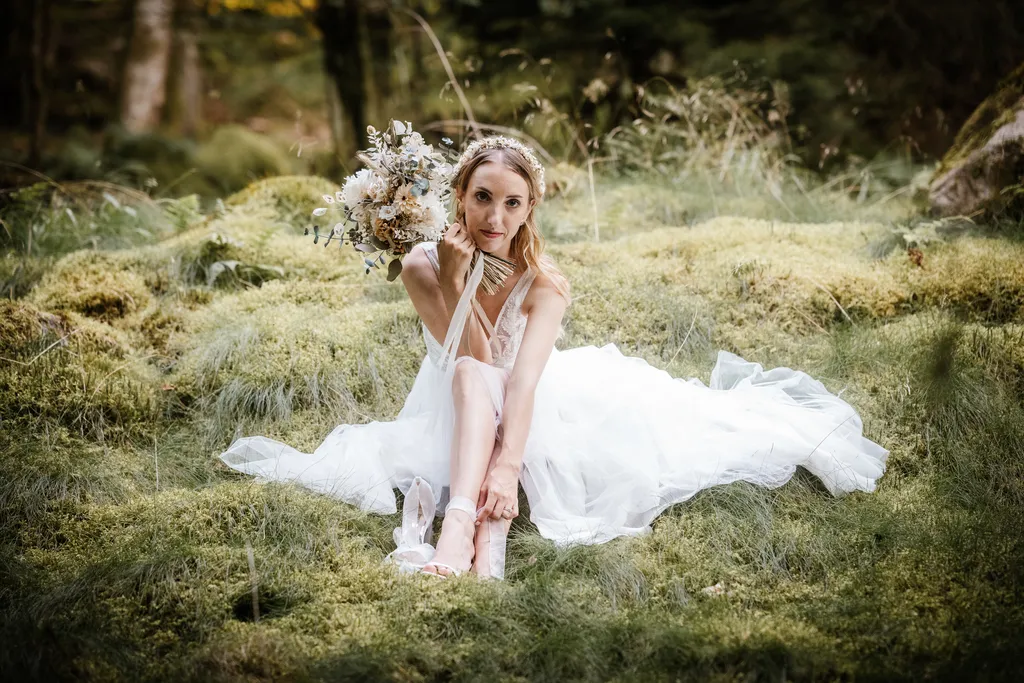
[361,3,393,131]
[120,0,174,134]
[324,75,346,158]
[168,0,203,137]
[28,0,55,167]
[316,0,369,156]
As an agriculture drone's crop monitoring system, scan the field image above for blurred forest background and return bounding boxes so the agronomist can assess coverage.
[4,0,1024,194]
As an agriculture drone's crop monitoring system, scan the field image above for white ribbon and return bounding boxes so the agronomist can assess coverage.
[438,253,486,373]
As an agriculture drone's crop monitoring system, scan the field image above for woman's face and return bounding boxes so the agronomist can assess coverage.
[459,160,532,257]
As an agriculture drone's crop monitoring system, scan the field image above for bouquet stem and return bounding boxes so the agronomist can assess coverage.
[473,250,517,295]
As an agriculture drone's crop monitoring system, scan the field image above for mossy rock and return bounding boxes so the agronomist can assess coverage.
[0,300,161,431]
[225,174,341,229]
[164,205,367,289]
[553,220,1024,358]
[29,250,152,322]
[930,62,1024,218]
[0,299,71,356]
[169,289,425,432]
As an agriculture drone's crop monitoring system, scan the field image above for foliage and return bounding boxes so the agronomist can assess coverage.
[602,72,795,184]
[0,182,196,258]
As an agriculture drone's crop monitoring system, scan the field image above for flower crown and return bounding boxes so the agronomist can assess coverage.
[452,135,546,197]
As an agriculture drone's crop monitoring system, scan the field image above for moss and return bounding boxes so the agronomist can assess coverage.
[0,299,71,355]
[29,250,153,322]
[0,300,161,433]
[905,238,1024,322]
[556,220,1024,353]
[168,289,425,447]
[164,197,374,292]
[224,174,341,228]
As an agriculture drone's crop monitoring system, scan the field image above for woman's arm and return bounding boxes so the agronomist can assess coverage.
[400,244,493,363]
[476,276,567,520]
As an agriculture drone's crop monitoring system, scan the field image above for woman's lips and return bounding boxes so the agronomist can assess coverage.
[481,230,503,238]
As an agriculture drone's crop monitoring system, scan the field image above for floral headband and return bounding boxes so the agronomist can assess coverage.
[452,135,546,197]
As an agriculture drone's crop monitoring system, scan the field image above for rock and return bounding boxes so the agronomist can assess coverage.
[930,62,1024,218]
[701,581,731,597]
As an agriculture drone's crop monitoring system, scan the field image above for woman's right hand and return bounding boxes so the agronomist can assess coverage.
[437,221,475,289]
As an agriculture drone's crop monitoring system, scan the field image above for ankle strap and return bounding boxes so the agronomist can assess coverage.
[445,495,476,517]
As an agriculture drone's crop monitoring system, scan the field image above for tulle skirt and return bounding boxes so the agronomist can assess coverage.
[220,344,888,547]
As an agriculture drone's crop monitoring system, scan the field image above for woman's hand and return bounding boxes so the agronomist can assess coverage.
[437,221,475,289]
[477,461,520,523]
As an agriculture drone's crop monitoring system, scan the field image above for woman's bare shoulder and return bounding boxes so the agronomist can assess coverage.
[400,243,438,289]
[524,271,568,315]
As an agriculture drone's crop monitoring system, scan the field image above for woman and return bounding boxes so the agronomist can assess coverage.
[221,136,888,580]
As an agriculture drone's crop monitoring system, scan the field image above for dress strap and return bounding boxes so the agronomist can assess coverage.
[471,299,502,358]
[423,242,441,274]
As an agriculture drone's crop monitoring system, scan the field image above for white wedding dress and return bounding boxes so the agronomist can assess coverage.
[221,242,888,554]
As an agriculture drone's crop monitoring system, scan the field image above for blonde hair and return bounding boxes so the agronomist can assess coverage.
[452,146,571,304]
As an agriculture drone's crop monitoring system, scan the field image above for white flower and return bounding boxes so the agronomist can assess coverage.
[418,193,448,241]
[341,169,374,209]
[378,204,398,221]
[366,176,388,202]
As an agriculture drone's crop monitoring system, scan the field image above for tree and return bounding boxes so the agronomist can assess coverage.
[168,0,204,137]
[120,0,174,133]
[316,0,394,157]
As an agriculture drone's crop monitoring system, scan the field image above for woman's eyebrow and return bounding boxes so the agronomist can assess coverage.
[472,185,522,200]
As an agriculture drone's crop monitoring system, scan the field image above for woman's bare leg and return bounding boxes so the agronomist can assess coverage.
[424,360,498,576]
[472,440,514,578]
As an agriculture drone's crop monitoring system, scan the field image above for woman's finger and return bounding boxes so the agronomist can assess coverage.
[477,492,498,524]
[490,494,511,520]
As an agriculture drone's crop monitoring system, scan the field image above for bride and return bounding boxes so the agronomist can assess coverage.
[220,136,888,579]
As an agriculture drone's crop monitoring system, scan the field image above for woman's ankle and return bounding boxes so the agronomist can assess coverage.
[425,509,476,573]
[472,516,511,578]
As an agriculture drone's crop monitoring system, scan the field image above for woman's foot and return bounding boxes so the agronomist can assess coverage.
[472,515,512,579]
[422,507,476,577]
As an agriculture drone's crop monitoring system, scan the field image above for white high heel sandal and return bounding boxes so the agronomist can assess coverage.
[421,495,477,578]
[384,477,436,573]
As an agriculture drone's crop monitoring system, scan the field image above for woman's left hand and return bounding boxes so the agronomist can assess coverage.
[477,461,520,522]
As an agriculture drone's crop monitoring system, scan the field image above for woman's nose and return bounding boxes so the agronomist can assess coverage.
[486,205,503,228]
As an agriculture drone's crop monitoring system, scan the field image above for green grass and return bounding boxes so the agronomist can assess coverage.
[2,174,1023,681]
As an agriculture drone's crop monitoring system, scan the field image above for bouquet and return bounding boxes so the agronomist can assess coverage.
[308,120,516,294]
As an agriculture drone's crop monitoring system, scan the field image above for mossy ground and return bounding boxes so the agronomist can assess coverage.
[2,175,1023,681]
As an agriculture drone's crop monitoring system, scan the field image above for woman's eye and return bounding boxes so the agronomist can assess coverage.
[506,199,520,208]
[475,192,489,202]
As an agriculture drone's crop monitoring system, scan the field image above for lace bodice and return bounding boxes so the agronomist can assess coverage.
[421,242,536,369]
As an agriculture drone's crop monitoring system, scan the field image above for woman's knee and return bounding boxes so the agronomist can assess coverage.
[452,359,485,402]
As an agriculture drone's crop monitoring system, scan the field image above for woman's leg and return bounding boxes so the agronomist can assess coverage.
[472,439,514,578]
[424,359,499,576]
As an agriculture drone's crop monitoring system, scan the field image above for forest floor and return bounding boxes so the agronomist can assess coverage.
[2,173,1023,681]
